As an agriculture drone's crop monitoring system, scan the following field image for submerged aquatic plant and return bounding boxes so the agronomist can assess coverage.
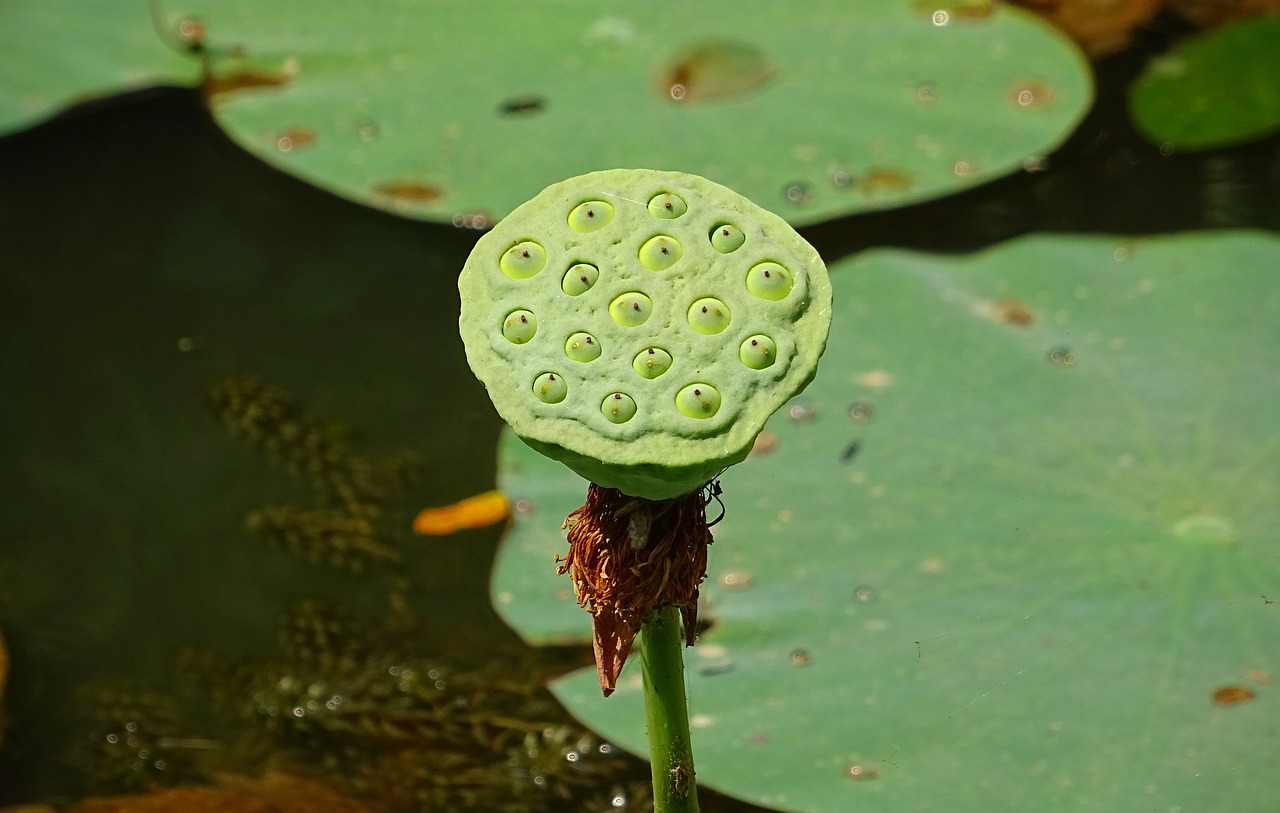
[202,376,418,571]
[459,168,832,812]
[69,598,643,812]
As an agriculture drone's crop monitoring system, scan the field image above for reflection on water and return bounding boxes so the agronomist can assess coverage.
[0,11,1278,811]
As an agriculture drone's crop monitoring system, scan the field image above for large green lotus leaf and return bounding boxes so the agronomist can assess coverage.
[1129,15,1280,150]
[491,232,1280,812]
[165,0,1090,226]
[0,0,198,134]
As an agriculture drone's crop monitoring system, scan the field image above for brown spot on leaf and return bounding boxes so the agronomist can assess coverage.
[658,40,776,103]
[856,168,915,196]
[176,18,206,48]
[750,431,777,456]
[276,128,315,151]
[1213,685,1256,706]
[203,69,288,103]
[914,0,996,20]
[856,370,894,388]
[372,182,443,205]
[1009,80,1056,108]
[976,297,1035,326]
[846,762,880,780]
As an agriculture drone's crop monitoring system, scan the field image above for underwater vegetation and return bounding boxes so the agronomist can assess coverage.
[54,380,663,813]
[201,376,419,572]
[66,599,654,812]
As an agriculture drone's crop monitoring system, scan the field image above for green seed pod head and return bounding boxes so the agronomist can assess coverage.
[458,168,832,500]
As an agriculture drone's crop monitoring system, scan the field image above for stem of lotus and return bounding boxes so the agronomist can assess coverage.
[640,605,700,813]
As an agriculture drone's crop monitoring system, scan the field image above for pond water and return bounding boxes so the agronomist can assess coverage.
[0,11,1276,811]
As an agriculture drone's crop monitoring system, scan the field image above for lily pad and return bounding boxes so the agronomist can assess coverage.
[0,0,199,134]
[492,232,1280,812]
[1130,15,1280,150]
[161,0,1090,225]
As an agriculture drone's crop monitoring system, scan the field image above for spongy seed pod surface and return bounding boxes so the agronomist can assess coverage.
[459,168,832,499]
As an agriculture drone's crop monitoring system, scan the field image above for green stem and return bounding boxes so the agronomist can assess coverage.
[639,605,700,813]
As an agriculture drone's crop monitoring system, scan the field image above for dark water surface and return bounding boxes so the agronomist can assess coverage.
[0,12,1277,807]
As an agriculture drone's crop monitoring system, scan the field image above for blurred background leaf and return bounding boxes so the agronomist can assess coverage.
[1129,14,1280,149]
[0,0,199,133]
[0,0,1094,225]
[493,232,1280,813]
[175,0,1092,225]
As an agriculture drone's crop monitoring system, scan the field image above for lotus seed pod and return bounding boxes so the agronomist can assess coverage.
[499,241,546,279]
[567,200,615,233]
[648,192,688,219]
[746,261,793,300]
[562,262,599,296]
[532,372,567,404]
[675,383,721,419]
[710,223,745,253]
[601,392,638,424]
[632,347,673,379]
[502,309,537,344]
[565,331,602,362]
[609,291,653,327]
[638,235,683,271]
[458,168,832,500]
[687,297,731,335]
[739,334,776,369]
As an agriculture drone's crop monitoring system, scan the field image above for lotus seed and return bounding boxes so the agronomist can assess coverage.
[638,235,683,271]
[647,192,688,219]
[501,309,538,344]
[568,200,615,233]
[601,392,637,424]
[499,241,546,279]
[533,372,568,404]
[632,347,673,379]
[687,297,731,334]
[746,261,793,300]
[565,331,602,362]
[676,383,721,419]
[609,292,653,327]
[739,334,776,369]
[710,223,746,253]
[561,262,599,296]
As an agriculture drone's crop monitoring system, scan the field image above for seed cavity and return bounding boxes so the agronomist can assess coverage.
[532,372,567,404]
[746,261,793,300]
[499,241,546,279]
[647,192,688,219]
[601,392,637,424]
[564,331,602,362]
[609,292,653,327]
[739,334,776,369]
[710,223,745,253]
[638,235,683,271]
[632,347,673,379]
[568,199,615,233]
[676,383,721,419]
[687,297,731,334]
[501,309,538,344]
[561,262,599,296]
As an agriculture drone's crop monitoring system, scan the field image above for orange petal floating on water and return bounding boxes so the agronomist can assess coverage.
[413,490,509,535]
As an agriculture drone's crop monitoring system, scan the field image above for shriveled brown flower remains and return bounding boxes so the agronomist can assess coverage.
[557,482,718,695]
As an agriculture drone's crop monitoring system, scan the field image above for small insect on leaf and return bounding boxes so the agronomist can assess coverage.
[413,490,510,535]
[499,96,546,116]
